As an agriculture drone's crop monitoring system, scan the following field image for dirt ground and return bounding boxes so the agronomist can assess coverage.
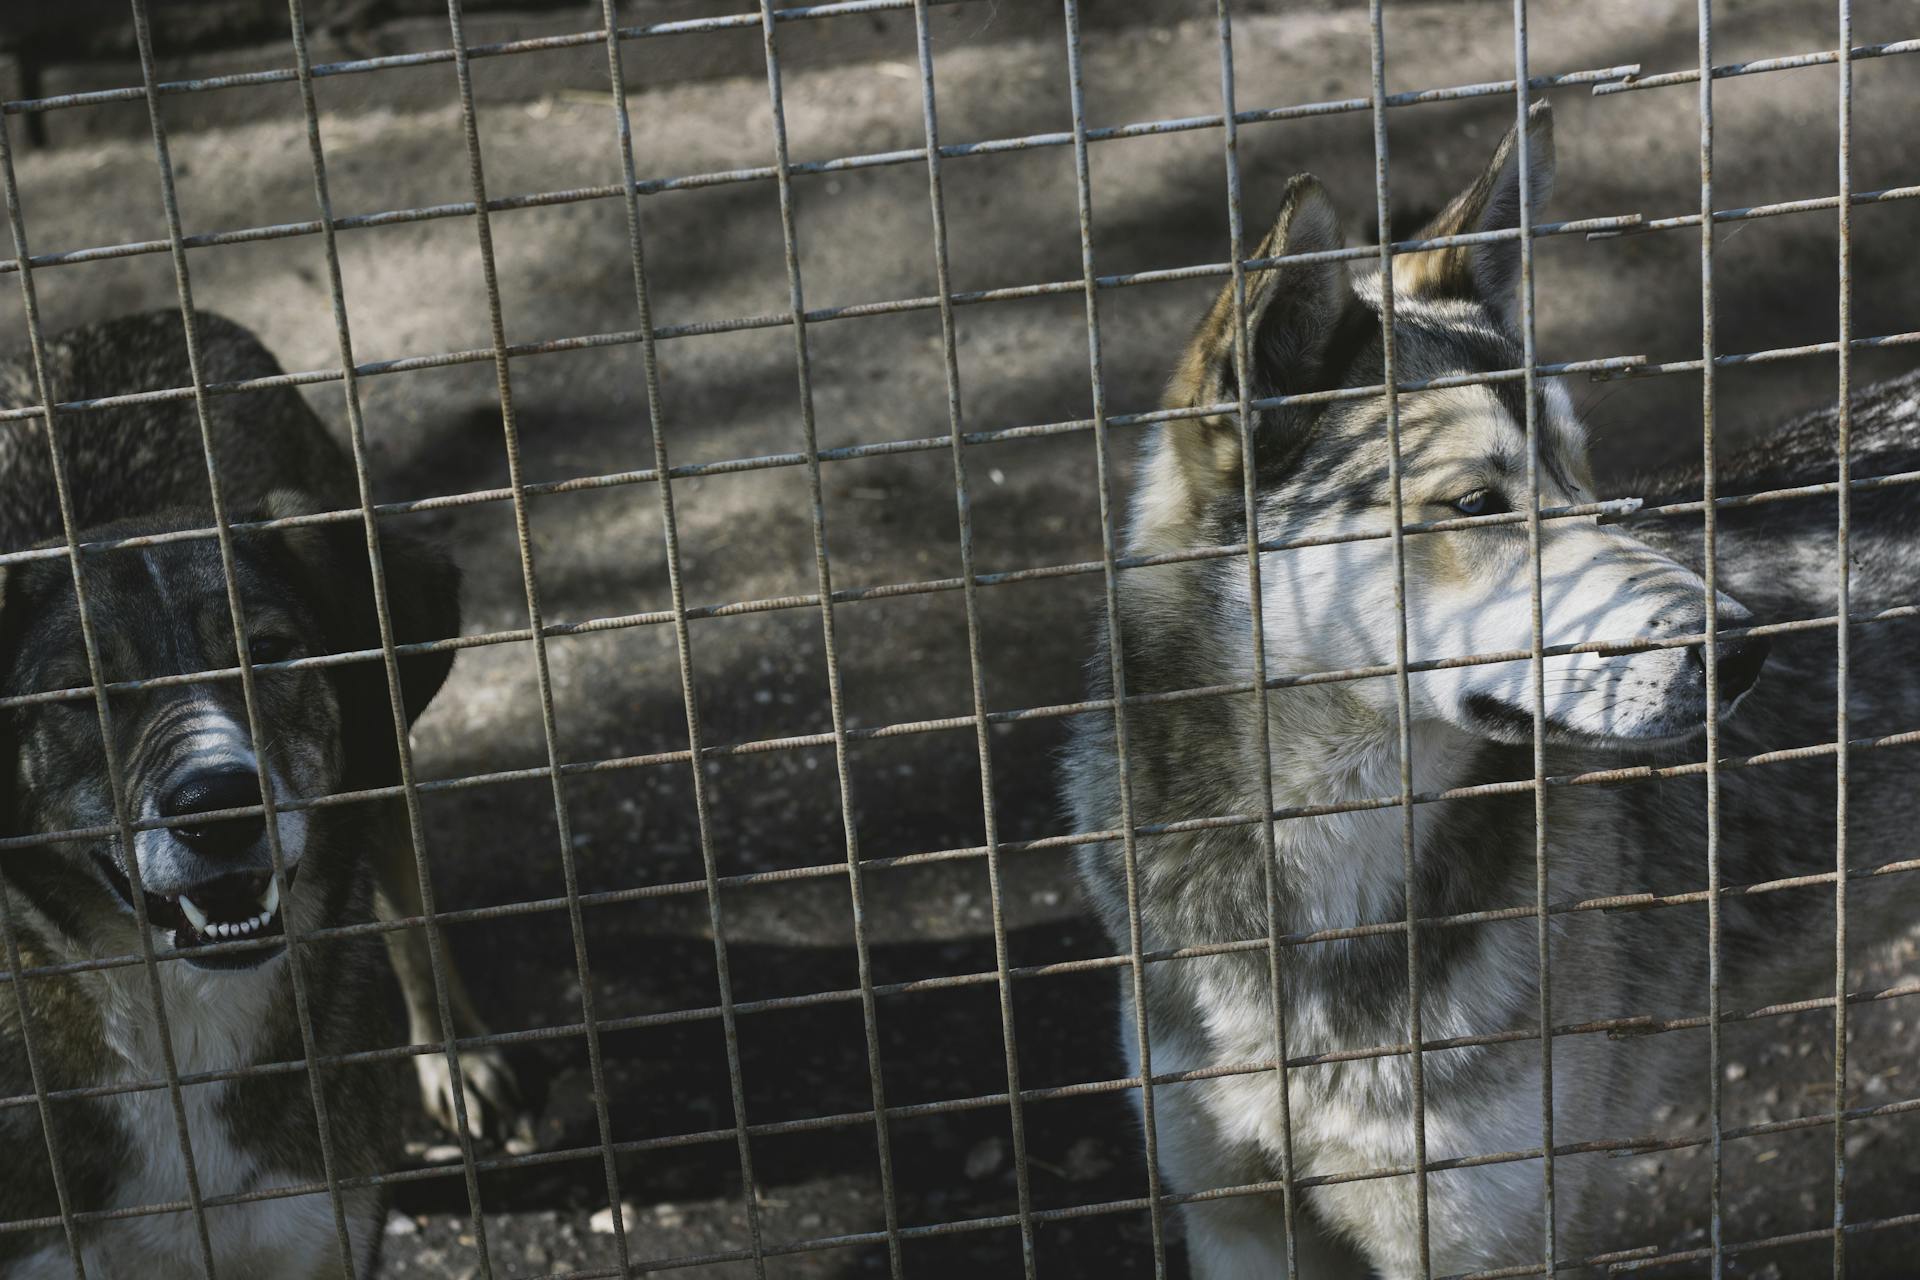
[4,0,1920,1275]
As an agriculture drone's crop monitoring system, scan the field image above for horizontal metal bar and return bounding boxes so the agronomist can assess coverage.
[7,1070,1917,1274]
[9,877,1919,1118]
[1587,183,1920,241]
[0,0,983,117]
[0,357,1656,581]
[0,61,1641,281]
[1593,36,1920,96]
[0,180,1907,432]
[5,700,1914,995]
[0,325,1908,636]
[0,217,1641,370]
[1,589,1912,852]
[5,53,1913,293]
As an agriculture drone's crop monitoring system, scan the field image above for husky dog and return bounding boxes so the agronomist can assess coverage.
[0,312,521,1276]
[1065,102,1920,1276]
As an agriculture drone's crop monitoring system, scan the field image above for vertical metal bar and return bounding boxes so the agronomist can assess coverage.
[1365,3,1430,1272]
[1830,2,1854,1272]
[4,326,221,1279]
[1057,3,1169,1273]
[595,6,768,1275]
[750,4,905,1272]
[0,909,86,1276]
[124,2,367,1268]
[440,0,641,1272]
[1508,4,1555,1273]
[279,0,501,1268]
[6,8,247,1276]
[907,2,1039,1273]
[1211,4,1299,1275]
[1694,2,1727,1275]
[0,117,91,1280]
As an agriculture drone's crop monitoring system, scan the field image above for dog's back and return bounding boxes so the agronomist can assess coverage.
[0,310,355,550]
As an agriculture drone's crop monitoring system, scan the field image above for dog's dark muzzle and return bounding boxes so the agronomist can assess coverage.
[94,765,294,971]
[161,767,267,858]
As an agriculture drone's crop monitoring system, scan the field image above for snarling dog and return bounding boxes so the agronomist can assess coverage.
[1065,102,1920,1276]
[0,311,525,1276]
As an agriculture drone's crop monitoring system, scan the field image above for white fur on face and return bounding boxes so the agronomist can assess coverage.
[1254,386,1746,743]
[1408,520,1745,741]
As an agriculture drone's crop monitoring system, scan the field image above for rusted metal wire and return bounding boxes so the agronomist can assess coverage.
[1214,1,1303,1273]
[12,320,1920,576]
[1592,35,1920,96]
[7,1052,1920,1278]
[1830,0,1856,1269]
[1509,3,1555,1271]
[129,0,367,1268]
[1366,4,1433,1269]
[0,115,96,1280]
[909,0,1041,1269]
[7,912,1920,1147]
[0,599,1912,868]
[282,0,500,1263]
[1,0,986,119]
[754,0,902,1268]
[0,60,1642,282]
[1,6,226,1271]
[593,0,770,1273]
[1694,4,1727,1273]
[1058,0,1169,1270]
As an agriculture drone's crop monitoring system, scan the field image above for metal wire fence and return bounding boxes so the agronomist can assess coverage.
[0,0,1915,1276]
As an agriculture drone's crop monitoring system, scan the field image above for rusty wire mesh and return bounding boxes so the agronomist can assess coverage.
[0,0,1916,1276]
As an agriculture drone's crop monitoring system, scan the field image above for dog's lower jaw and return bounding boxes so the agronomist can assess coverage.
[92,852,295,970]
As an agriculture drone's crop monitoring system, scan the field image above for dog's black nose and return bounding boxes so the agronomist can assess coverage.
[160,768,265,857]
[1688,635,1770,701]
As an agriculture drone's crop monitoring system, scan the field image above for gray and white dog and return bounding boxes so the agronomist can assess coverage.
[1065,103,1920,1276]
[0,311,522,1277]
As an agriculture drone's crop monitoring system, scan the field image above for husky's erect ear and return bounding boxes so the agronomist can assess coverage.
[1156,175,1354,521]
[1393,100,1555,326]
[256,489,461,791]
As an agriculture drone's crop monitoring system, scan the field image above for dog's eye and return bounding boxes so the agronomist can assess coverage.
[246,634,300,665]
[1453,489,1510,516]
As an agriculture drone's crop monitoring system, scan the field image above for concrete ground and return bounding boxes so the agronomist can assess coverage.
[3,0,1920,1275]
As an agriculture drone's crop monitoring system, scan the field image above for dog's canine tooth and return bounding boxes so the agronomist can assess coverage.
[179,896,210,932]
[263,877,280,918]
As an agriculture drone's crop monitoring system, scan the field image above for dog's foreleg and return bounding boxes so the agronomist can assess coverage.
[372,804,536,1152]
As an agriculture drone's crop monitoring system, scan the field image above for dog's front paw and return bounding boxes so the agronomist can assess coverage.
[414,1047,537,1155]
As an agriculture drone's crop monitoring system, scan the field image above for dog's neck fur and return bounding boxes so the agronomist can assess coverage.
[1227,625,1484,936]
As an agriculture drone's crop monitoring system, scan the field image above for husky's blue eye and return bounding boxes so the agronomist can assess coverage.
[1454,489,1508,516]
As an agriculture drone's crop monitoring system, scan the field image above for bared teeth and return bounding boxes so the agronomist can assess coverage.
[182,902,277,941]
[168,875,285,945]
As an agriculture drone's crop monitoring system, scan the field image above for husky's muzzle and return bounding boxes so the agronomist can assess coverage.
[97,765,297,971]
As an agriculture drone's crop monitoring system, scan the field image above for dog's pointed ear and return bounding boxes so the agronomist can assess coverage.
[1393,100,1554,326]
[1156,174,1353,519]
[258,489,461,789]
